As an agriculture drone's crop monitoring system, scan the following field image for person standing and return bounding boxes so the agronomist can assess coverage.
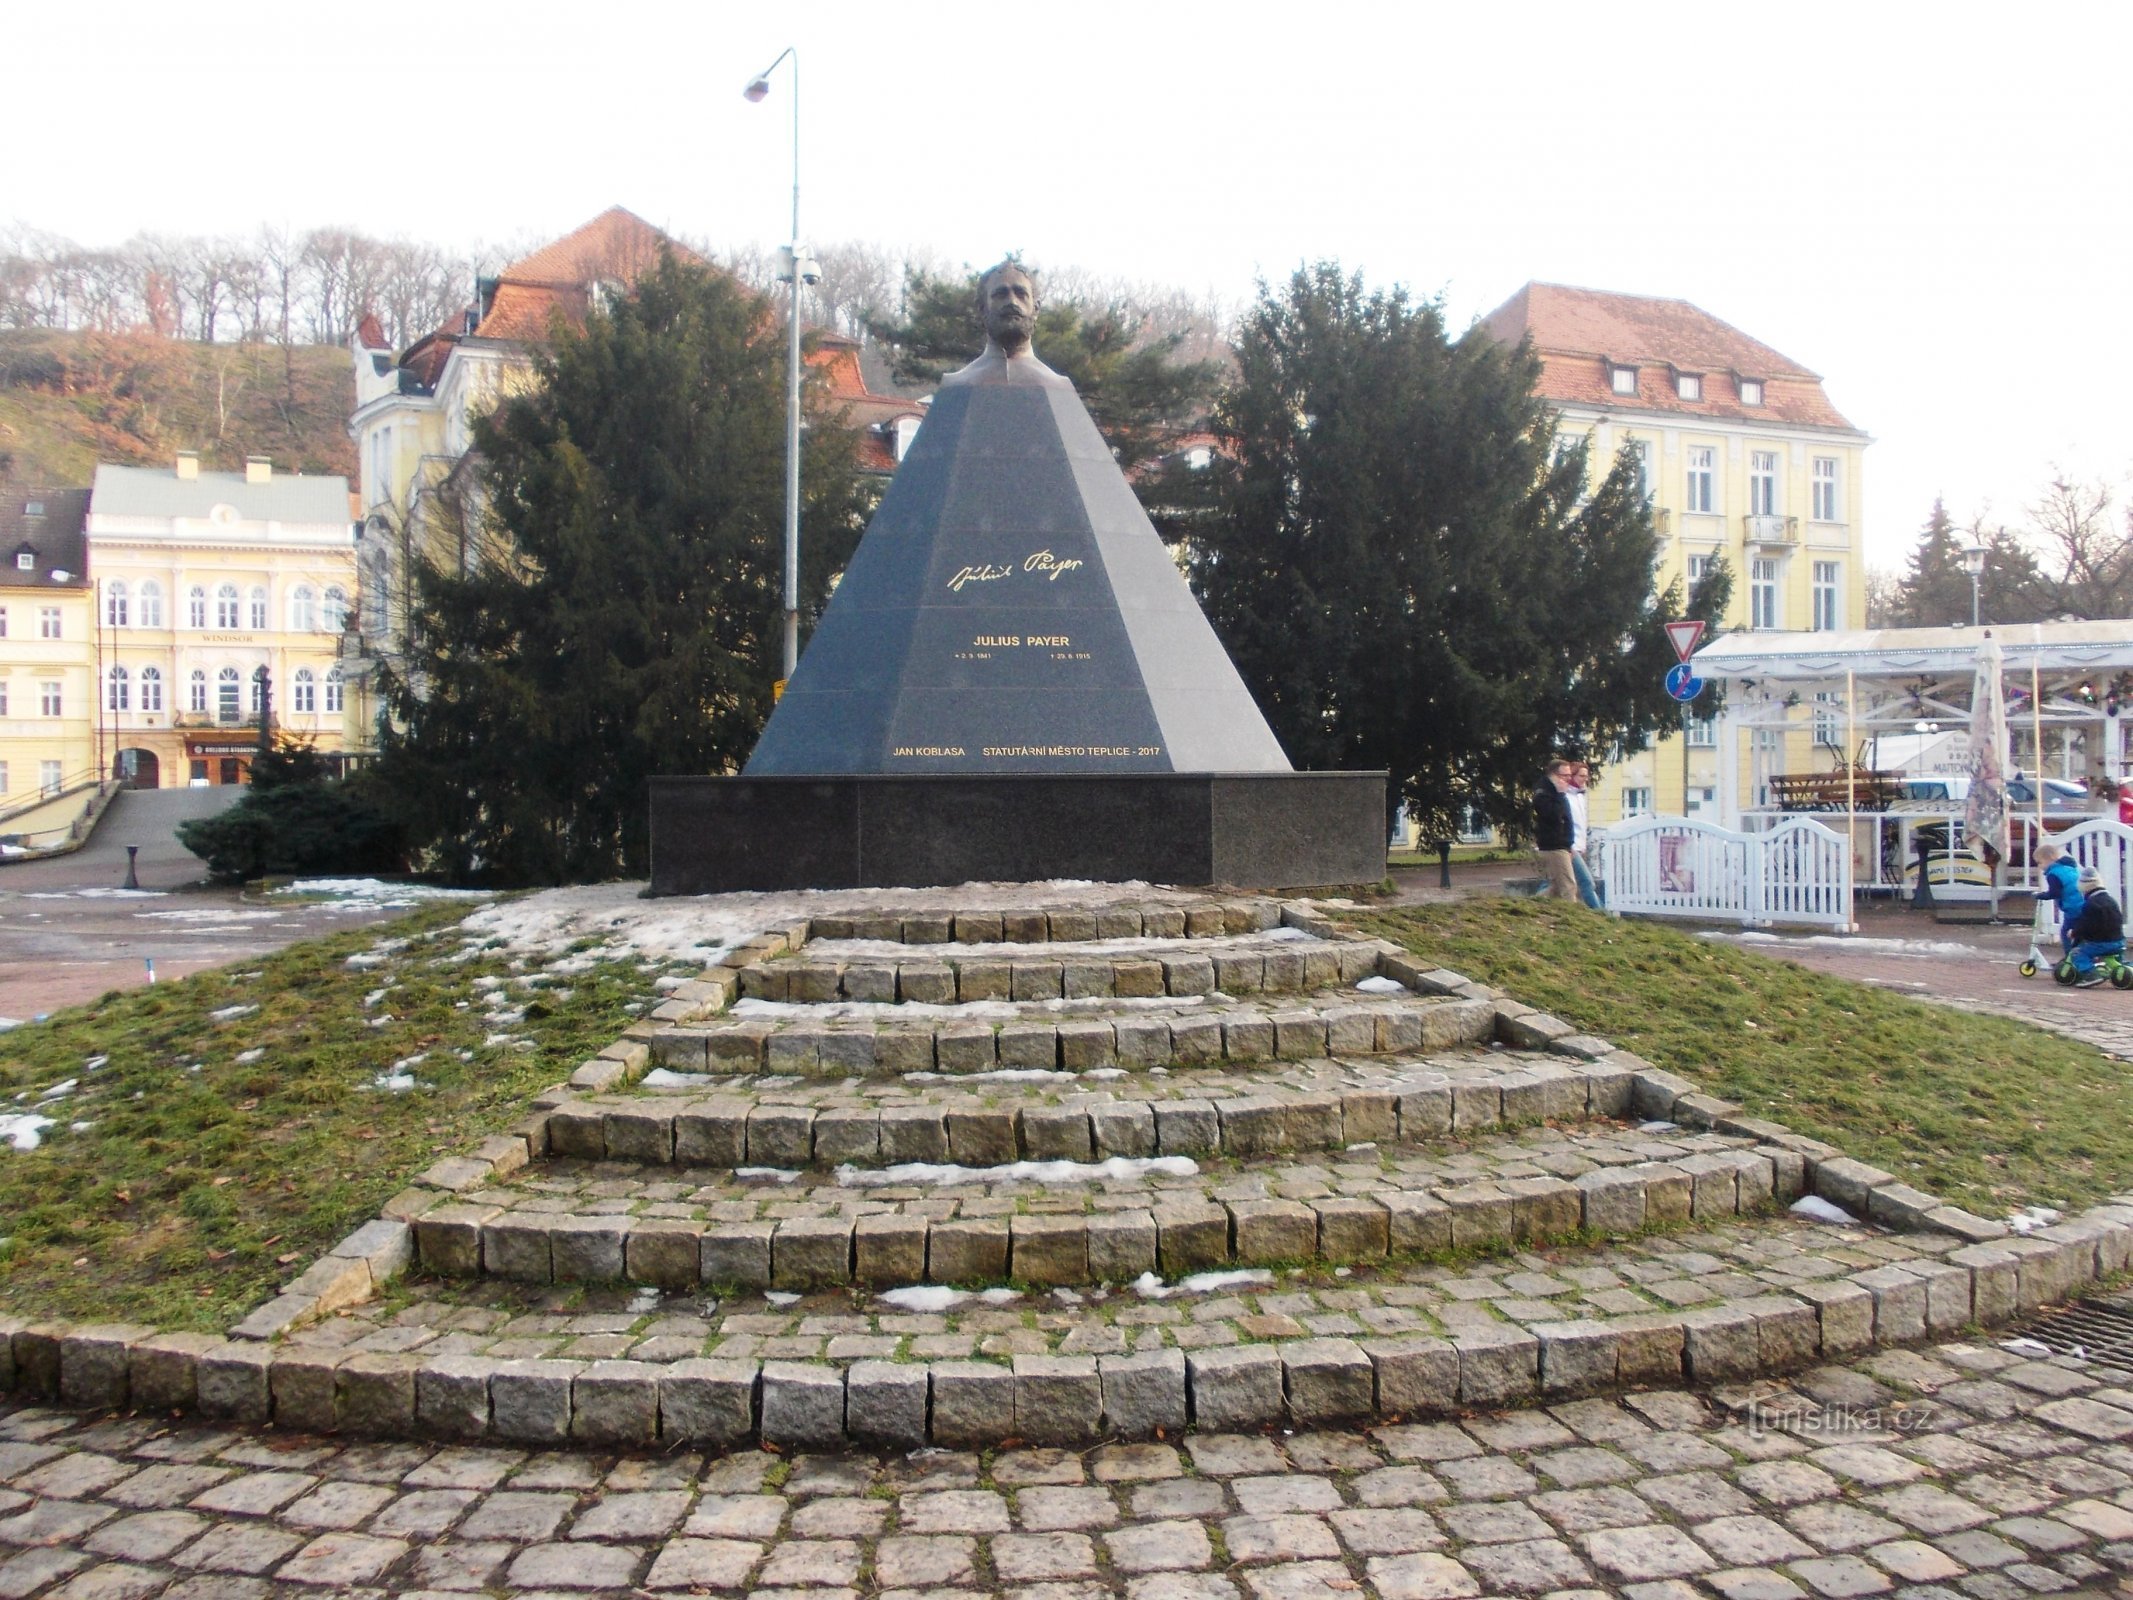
[1533,760,1578,900]
[1567,760,1604,909]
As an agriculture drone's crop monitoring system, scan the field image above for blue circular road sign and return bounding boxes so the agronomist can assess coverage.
[1666,663,1705,703]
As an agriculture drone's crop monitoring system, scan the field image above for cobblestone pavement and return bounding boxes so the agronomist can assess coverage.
[10,1334,2133,1599]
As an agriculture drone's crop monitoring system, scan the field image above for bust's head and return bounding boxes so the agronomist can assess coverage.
[977,259,1037,357]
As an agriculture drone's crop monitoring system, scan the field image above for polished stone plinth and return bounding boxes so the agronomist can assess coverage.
[647,771,1387,894]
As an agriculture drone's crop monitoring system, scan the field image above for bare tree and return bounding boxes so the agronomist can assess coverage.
[2030,476,2132,620]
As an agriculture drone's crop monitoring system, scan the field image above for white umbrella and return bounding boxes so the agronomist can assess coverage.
[1964,631,2011,916]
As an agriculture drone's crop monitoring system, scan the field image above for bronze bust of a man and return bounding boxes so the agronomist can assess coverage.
[941,259,1069,388]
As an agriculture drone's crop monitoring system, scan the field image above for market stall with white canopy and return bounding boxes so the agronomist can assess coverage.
[1686,621,2133,900]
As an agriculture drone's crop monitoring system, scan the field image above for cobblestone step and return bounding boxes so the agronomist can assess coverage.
[399,1121,1809,1293]
[796,895,1292,945]
[741,930,1386,1005]
[552,1047,1636,1171]
[652,989,1500,1079]
[45,1200,2129,1452]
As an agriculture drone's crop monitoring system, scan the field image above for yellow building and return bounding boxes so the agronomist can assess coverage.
[0,486,96,814]
[1482,284,1871,826]
[86,454,357,788]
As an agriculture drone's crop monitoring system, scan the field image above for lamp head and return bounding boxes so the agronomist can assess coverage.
[743,77,771,102]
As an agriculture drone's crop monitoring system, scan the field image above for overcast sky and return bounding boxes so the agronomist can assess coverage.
[15,1,2130,571]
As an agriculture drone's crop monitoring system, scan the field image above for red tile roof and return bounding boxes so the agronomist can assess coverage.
[1480,282,1859,432]
[471,207,703,342]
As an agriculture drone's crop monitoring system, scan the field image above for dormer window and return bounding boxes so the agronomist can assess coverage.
[1609,365,1638,396]
[1738,378,1765,407]
[13,549,32,572]
[1675,372,1703,402]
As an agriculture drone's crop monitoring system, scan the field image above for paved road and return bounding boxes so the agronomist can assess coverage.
[0,788,401,1023]
[4,1335,2133,1599]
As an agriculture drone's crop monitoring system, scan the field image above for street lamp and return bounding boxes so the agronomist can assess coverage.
[1959,541,1988,628]
[744,47,819,682]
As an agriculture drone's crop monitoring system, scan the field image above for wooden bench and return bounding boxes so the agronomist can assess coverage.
[1768,770,1902,812]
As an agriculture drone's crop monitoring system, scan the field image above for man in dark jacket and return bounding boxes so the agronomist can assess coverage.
[2066,866,2125,986]
[1533,760,1577,900]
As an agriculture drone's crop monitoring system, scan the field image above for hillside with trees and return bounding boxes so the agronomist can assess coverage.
[0,329,355,486]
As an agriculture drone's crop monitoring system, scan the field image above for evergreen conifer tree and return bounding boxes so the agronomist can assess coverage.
[1193,264,1721,843]
[371,255,866,883]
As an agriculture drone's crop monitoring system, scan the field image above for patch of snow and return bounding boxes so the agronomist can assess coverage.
[0,1114,56,1151]
[362,988,390,1009]
[0,1020,20,1033]
[391,1053,429,1073]
[36,1080,77,1102]
[208,1004,258,1023]
[1790,1195,1857,1225]
[764,1290,801,1306]
[1052,1287,1084,1305]
[627,1285,663,1315]
[83,1056,107,1071]
[1637,1120,1680,1133]
[235,1049,265,1064]
[1701,929,1989,960]
[68,1121,93,1134]
[1083,1067,1127,1080]
[279,877,492,907]
[1356,975,1407,995]
[24,888,165,899]
[2007,1206,2063,1234]
[654,974,688,991]
[978,1286,1022,1305]
[878,1285,968,1313]
[369,1073,423,1092]
[1132,1268,1273,1298]
[736,1167,800,1183]
[1999,1336,2054,1357]
[904,1068,1078,1085]
[135,909,281,923]
[345,954,388,970]
[366,1016,395,1029]
[642,1068,715,1087]
[838,1155,1197,1188]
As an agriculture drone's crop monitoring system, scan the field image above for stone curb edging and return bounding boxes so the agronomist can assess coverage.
[4,1198,2128,1450]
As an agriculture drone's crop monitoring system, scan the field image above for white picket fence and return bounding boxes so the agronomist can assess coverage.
[2034,817,2133,910]
[1596,815,1853,932]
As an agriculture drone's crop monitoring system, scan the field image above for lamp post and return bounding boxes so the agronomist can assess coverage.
[744,48,818,682]
[1960,541,1988,628]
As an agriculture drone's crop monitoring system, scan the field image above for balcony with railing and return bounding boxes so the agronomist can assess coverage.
[1744,514,1799,547]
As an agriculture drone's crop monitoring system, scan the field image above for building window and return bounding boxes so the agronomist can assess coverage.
[1626,438,1652,498]
[1686,714,1716,747]
[217,667,241,722]
[138,581,163,628]
[1752,556,1780,629]
[0,680,7,715]
[1739,379,1764,406]
[215,584,239,628]
[1610,365,1637,396]
[364,557,390,633]
[1813,690,1843,745]
[0,607,7,637]
[105,581,129,628]
[39,606,61,639]
[248,587,268,630]
[1686,552,1716,586]
[293,668,316,713]
[15,552,31,572]
[370,426,392,505]
[290,585,316,632]
[325,666,345,714]
[1676,372,1702,401]
[1813,560,1841,631]
[1750,451,1779,516]
[322,586,347,632]
[0,761,7,794]
[40,760,62,797]
[189,586,207,628]
[1686,785,1716,815]
[1621,786,1654,819]
[1812,456,1840,521]
[40,681,62,717]
[140,666,163,713]
[1685,446,1715,514]
[188,670,207,714]
[107,666,130,712]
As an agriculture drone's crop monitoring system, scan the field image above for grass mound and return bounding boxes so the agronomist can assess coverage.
[1363,898,2133,1217]
[0,900,696,1330]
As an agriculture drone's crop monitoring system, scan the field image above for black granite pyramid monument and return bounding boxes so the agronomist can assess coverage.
[744,374,1290,776]
[649,262,1382,893]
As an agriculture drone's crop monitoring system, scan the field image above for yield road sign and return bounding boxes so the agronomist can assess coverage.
[1666,663,1705,703]
[1664,619,1706,663]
